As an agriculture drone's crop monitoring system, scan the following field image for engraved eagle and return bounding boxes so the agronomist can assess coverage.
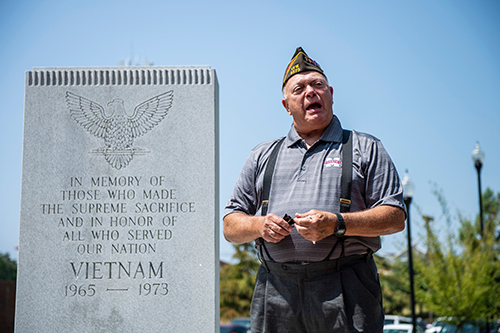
[65,91,174,169]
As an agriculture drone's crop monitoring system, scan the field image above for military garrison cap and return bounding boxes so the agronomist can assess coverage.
[282,47,326,87]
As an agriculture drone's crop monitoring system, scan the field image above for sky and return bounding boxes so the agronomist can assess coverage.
[1,0,499,263]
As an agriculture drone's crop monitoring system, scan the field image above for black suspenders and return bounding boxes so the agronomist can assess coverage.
[326,129,352,261]
[339,130,353,213]
[260,137,286,216]
[256,130,353,263]
[255,137,285,263]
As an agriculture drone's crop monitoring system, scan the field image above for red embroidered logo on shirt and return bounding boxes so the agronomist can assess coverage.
[324,157,341,168]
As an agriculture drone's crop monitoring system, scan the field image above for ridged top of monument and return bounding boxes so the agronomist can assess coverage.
[26,65,216,86]
[32,65,212,71]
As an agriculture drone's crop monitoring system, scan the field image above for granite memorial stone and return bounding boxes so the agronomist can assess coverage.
[16,66,219,332]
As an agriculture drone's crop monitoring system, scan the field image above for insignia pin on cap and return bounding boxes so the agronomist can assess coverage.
[282,47,326,88]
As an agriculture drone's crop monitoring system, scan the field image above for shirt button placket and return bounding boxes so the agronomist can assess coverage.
[301,152,308,172]
[300,148,309,176]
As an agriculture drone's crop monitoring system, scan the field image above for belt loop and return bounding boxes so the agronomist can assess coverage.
[365,249,373,262]
[339,238,346,258]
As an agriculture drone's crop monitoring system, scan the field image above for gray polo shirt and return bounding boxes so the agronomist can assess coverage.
[224,116,405,262]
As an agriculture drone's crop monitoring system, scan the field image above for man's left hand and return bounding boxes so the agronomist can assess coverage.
[294,210,336,242]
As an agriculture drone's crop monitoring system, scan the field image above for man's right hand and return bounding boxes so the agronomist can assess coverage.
[223,212,293,245]
[260,213,293,243]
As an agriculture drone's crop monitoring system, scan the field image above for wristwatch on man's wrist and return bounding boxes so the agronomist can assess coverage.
[334,213,346,237]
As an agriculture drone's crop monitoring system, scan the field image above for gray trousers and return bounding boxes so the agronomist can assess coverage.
[250,254,384,333]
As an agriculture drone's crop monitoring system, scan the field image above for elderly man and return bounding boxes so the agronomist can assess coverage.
[224,47,406,332]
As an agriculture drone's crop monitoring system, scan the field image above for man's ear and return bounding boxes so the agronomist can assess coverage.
[282,98,292,115]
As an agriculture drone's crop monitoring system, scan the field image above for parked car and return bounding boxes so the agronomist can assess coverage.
[384,323,425,333]
[439,323,480,333]
[385,315,413,326]
[440,321,500,333]
[494,319,500,333]
[425,317,449,333]
[220,323,248,333]
[230,317,251,329]
[385,315,427,332]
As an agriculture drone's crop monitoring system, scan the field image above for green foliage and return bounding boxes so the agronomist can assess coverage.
[0,252,17,281]
[376,254,413,315]
[459,188,500,249]
[414,187,500,329]
[220,243,260,322]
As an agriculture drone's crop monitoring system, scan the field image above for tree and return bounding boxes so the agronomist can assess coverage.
[220,242,260,322]
[458,188,500,252]
[376,254,414,315]
[0,252,17,281]
[414,187,500,332]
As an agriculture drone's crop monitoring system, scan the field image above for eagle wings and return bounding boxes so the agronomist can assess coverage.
[66,91,174,169]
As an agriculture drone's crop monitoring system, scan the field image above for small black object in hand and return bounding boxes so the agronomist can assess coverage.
[283,214,295,226]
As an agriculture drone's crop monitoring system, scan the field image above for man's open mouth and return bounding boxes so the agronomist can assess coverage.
[307,102,322,111]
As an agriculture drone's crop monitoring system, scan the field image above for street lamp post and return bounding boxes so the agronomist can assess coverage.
[471,143,490,333]
[471,142,485,237]
[402,170,416,333]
